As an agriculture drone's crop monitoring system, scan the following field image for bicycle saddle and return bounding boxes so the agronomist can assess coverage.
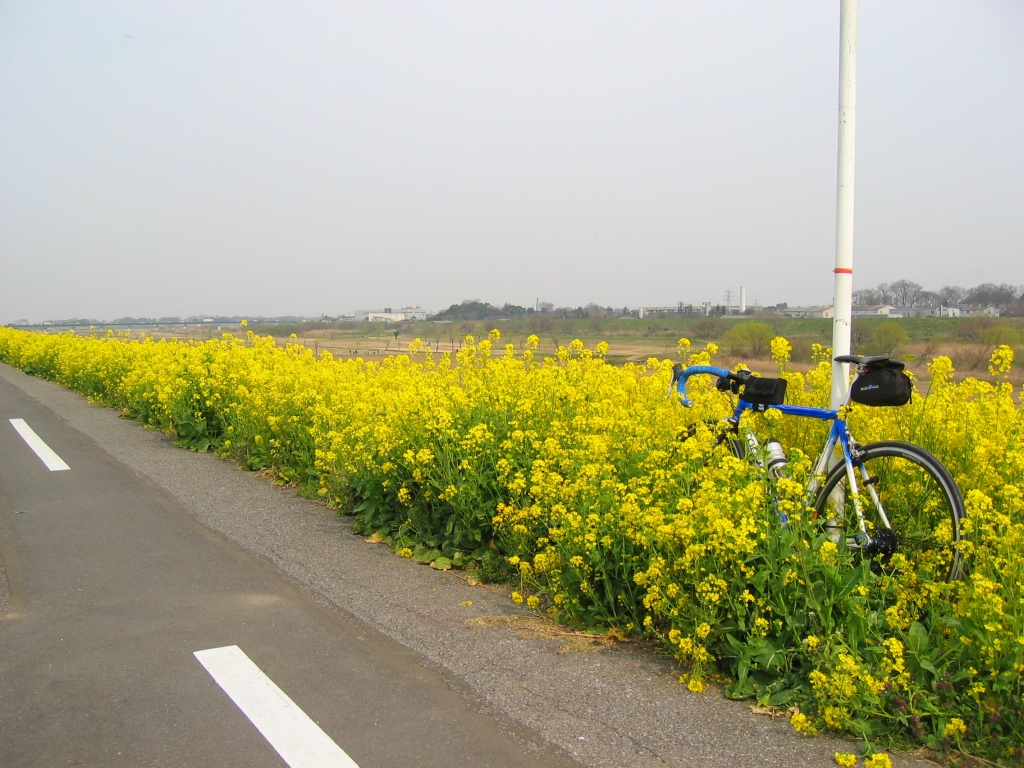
[833,354,892,367]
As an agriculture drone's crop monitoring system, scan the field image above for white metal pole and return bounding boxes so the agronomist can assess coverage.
[831,0,858,409]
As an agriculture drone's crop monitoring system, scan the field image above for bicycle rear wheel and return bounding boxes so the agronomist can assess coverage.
[814,441,965,583]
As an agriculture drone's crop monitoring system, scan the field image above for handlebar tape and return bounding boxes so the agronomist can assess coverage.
[673,365,731,407]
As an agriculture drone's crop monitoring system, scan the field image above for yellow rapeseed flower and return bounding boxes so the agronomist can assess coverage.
[944,718,967,739]
[988,344,1013,377]
[2,326,1023,761]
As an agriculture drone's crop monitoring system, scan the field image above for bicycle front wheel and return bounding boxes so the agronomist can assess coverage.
[814,441,965,583]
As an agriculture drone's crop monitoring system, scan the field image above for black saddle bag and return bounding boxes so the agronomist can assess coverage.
[740,377,787,411]
[850,362,912,407]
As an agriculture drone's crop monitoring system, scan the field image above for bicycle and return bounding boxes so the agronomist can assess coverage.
[670,355,965,583]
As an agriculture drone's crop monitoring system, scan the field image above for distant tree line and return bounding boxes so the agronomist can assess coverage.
[853,280,1024,313]
[431,300,640,322]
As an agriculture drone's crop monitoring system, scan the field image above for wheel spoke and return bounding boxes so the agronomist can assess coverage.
[815,443,964,582]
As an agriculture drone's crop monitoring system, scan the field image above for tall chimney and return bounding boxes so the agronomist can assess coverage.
[740,287,747,314]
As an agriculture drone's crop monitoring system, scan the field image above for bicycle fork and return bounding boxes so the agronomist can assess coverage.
[810,424,895,557]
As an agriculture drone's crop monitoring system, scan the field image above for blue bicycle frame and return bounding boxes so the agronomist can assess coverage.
[673,365,891,537]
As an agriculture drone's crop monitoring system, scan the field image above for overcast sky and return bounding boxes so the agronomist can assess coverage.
[1,1,1022,322]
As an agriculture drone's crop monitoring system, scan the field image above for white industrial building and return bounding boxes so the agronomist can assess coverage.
[778,305,835,319]
[354,307,429,322]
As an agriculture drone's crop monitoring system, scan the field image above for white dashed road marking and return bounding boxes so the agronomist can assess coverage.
[194,645,360,768]
[9,418,70,471]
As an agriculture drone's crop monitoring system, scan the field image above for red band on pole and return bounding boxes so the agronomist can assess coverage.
[834,268,853,274]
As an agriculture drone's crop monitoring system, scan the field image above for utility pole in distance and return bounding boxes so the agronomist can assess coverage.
[831,0,858,409]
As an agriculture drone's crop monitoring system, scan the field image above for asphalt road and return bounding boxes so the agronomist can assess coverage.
[0,374,580,768]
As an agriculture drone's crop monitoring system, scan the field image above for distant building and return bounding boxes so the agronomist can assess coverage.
[651,302,714,316]
[354,306,428,322]
[778,305,834,319]
[638,303,702,318]
[886,307,913,318]
[919,305,960,318]
[887,305,960,318]
[852,304,893,317]
[638,306,675,318]
[958,304,1000,318]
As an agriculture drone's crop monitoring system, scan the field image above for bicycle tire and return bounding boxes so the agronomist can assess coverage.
[814,441,965,583]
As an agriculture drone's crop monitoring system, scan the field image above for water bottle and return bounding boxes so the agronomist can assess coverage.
[764,440,788,479]
[744,431,761,459]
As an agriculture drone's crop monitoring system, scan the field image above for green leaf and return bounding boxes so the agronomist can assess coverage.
[767,688,800,707]
[907,621,929,656]
[752,640,787,674]
[725,632,746,655]
[725,677,755,699]
[416,547,442,564]
[918,657,938,677]
[845,610,867,650]
[834,564,865,603]
[737,657,751,684]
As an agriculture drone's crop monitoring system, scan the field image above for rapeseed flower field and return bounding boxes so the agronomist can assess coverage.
[1,326,1021,764]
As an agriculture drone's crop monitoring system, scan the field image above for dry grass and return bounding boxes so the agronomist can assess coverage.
[466,615,624,653]
[114,326,1024,390]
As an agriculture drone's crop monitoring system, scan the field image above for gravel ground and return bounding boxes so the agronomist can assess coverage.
[0,362,934,768]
